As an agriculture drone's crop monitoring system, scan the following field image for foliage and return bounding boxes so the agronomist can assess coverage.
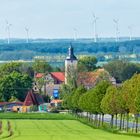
[96,70,112,84]
[50,107,59,113]
[78,56,97,72]
[0,40,140,62]
[101,85,118,115]
[30,105,38,112]
[0,71,32,101]
[90,81,110,114]
[0,62,34,78]
[8,96,19,102]
[104,60,140,83]
[71,86,87,112]
[32,58,52,73]
[0,62,22,75]
[121,74,140,114]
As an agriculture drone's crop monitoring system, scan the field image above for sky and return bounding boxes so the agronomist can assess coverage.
[0,0,140,39]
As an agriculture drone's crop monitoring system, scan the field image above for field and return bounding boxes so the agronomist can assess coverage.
[0,113,75,120]
[1,119,140,140]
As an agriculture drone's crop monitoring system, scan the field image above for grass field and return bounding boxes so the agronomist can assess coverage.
[1,120,140,140]
[0,113,75,120]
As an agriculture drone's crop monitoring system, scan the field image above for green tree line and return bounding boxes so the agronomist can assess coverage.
[61,74,140,133]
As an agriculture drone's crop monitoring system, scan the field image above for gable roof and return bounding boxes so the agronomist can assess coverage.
[23,90,44,106]
[51,72,65,82]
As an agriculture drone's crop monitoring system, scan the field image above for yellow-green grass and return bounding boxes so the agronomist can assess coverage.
[0,120,140,140]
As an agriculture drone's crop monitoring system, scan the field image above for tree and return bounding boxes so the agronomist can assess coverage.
[79,91,92,116]
[78,56,97,72]
[32,58,52,73]
[19,63,34,78]
[86,81,110,126]
[101,85,118,128]
[71,86,86,113]
[33,59,53,95]
[0,62,22,75]
[0,62,34,78]
[0,71,32,101]
[116,87,126,130]
[60,84,75,110]
[96,70,112,84]
[121,74,140,132]
[104,60,140,83]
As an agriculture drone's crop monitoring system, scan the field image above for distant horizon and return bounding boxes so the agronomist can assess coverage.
[0,37,140,40]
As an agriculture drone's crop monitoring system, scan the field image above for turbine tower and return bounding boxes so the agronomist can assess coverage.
[5,20,12,44]
[128,26,132,41]
[113,19,119,42]
[25,27,29,43]
[92,13,99,43]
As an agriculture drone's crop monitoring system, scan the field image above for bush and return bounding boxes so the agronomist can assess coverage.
[50,108,59,113]
[30,105,38,112]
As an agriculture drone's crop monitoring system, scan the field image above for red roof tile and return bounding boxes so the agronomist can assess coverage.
[51,99,63,104]
[77,69,106,87]
[24,90,44,106]
[51,72,65,82]
[35,73,44,78]
[0,102,23,106]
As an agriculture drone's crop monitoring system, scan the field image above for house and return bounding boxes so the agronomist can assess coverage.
[15,90,45,112]
[0,102,23,111]
[50,99,63,107]
[33,72,65,96]
[50,72,65,84]
[23,90,44,106]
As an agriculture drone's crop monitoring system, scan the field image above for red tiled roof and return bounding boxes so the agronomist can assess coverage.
[24,90,44,106]
[77,69,106,87]
[0,102,7,105]
[35,73,44,78]
[51,72,65,82]
[0,102,23,106]
[51,99,63,104]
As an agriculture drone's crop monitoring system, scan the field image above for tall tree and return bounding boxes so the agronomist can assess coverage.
[104,60,140,83]
[78,56,97,72]
[122,74,140,132]
[32,58,52,73]
[0,71,32,101]
[72,86,86,113]
[0,62,22,75]
[101,85,118,128]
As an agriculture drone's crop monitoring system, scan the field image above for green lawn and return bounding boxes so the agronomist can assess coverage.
[1,120,140,140]
[0,113,75,120]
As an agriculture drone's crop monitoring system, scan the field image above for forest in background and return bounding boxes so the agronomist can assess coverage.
[0,39,140,63]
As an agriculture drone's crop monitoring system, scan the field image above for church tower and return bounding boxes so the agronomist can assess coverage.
[65,45,78,84]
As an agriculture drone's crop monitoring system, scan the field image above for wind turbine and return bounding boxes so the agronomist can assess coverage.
[25,27,29,43]
[113,19,119,42]
[5,20,12,44]
[73,28,78,41]
[128,26,132,41]
[92,13,99,43]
